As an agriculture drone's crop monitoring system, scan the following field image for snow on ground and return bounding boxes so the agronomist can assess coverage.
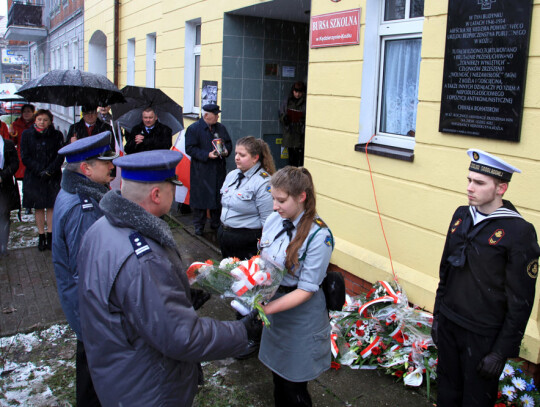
[8,181,39,250]
[0,324,76,407]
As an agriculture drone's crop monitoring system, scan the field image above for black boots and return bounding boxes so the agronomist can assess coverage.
[38,232,53,251]
[38,234,46,251]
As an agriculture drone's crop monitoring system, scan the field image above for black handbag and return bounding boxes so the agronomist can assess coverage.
[322,271,345,311]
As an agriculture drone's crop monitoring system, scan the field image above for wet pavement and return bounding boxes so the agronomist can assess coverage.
[0,208,436,406]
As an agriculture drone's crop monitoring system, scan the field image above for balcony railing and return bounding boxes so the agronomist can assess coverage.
[8,0,45,28]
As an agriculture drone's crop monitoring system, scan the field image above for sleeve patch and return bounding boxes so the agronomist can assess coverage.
[527,259,538,279]
[129,232,152,258]
[266,185,271,193]
[324,235,333,247]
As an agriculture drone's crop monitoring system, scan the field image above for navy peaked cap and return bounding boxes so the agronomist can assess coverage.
[202,103,221,114]
[58,131,117,163]
[113,150,183,185]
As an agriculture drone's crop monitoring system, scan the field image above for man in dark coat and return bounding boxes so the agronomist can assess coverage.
[0,137,20,256]
[185,104,232,235]
[52,132,117,407]
[124,107,172,154]
[78,150,259,406]
[67,105,112,147]
[432,149,540,406]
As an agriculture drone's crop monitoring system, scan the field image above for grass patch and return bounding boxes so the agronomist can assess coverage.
[44,362,76,406]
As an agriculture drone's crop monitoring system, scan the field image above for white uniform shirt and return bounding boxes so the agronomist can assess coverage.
[220,164,273,229]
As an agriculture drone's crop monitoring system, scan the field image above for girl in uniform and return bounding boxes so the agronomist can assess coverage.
[258,166,334,406]
[218,136,275,260]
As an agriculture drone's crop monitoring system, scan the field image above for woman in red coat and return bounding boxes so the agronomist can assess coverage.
[10,104,35,180]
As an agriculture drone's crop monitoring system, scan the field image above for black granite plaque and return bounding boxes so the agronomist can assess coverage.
[439,0,533,141]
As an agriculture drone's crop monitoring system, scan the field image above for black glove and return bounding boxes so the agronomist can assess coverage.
[240,310,263,342]
[477,352,505,380]
[431,315,439,346]
[282,115,290,126]
[190,288,211,310]
[39,170,51,180]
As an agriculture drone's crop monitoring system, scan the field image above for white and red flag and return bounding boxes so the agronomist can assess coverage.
[172,129,190,204]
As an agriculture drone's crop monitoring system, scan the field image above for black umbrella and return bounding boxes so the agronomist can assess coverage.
[111,85,183,134]
[16,69,125,107]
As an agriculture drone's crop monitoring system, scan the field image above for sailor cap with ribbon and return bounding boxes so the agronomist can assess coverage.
[467,149,521,182]
[113,149,183,185]
[58,131,118,163]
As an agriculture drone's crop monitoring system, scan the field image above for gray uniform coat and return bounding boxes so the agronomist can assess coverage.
[78,190,248,406]
[258,211,334,382]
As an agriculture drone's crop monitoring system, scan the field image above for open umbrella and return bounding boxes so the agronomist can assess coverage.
[16,69,125,107]
[111,85,183,134]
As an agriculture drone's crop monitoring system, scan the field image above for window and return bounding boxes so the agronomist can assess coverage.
[184,19,201,114]
[146,33,156,88]
[63,43,69,69]
[127,38,135,85]
[72,40,79,69]
[358,0,424,151]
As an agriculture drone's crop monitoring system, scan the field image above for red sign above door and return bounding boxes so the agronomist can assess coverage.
[310,8,361,48]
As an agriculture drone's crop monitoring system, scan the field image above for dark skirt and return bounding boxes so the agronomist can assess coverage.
[22,173,61,209]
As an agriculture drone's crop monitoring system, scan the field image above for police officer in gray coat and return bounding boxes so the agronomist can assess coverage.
[78,150,259,406]
[52,132,117,406]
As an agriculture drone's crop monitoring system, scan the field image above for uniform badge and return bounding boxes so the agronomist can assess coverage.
[266,185,271,193]
[488,229,505,245]
[451,218,462,233]
[324,235,333,247]
[79,194,94,212]
[527,260,538,279]
[472,151,480,161]
[129,232,152,258]
[315,217,328,228]
[260,172,269,178]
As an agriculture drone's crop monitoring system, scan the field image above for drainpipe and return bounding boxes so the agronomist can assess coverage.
[113,0,120,86]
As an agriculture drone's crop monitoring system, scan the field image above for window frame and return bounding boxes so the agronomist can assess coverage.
[358,0,424,151]
[184,19,202,115]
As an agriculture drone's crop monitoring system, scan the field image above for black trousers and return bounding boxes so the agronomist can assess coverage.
[436,314,501,407]
[217,225,262,259]
[272,372,312,407]
[192,208,221,231]
[288,147,304,167]
[76,340,101,407]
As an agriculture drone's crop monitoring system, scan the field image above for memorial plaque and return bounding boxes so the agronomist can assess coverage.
[439,0,533,141]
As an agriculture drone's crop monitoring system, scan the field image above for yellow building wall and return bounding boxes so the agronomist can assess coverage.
[307,0,540,362]
[84,0,540,362]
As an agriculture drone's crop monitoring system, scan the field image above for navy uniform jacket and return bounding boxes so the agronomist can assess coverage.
[124,120,172,154]
[52,169,109,339]
[67,118,112,147]
[434,201,540,358]
[185,117,232,210]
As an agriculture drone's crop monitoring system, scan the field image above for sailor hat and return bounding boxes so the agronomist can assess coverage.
[58,131,118,163]
[113,150,183,185]
[467,149,521,182]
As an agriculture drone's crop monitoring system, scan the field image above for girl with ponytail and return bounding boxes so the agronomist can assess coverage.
[218,136,276,260]
[258,166,334,407]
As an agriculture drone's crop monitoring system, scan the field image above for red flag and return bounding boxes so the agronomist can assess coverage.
[172,130,190,204]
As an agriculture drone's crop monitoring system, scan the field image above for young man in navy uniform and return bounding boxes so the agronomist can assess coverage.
[432,149,540,406]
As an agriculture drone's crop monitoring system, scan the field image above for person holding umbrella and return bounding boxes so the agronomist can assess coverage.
[20,109,64,251]
[124,107,172,154]
[67,105,112,146]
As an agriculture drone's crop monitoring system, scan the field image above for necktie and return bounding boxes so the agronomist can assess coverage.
[231,173,245,189]
[275,219,295,240]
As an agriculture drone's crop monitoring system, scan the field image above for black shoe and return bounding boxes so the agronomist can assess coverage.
[235,340,260,360]
[46,232,52,250]
[38,234,46,251]
[195,228,203,236]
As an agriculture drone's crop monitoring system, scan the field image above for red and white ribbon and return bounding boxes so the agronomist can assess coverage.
[331,333,339,358]
[360,335,381,359]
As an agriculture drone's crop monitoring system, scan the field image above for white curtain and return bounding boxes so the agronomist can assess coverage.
[379,38,421,136]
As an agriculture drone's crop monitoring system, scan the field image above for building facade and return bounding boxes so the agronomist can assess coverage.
[84,0,540,365]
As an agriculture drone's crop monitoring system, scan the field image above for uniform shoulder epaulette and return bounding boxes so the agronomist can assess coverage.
[314,217,328,228]
[129,232,152,259]
[259,171,270,178]
[78,193,94,212]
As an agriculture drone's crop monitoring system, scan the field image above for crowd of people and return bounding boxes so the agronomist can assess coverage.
[0,88,539,407]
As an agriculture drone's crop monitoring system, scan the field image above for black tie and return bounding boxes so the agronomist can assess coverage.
[275,219,295,240]
[230,173,245,189]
